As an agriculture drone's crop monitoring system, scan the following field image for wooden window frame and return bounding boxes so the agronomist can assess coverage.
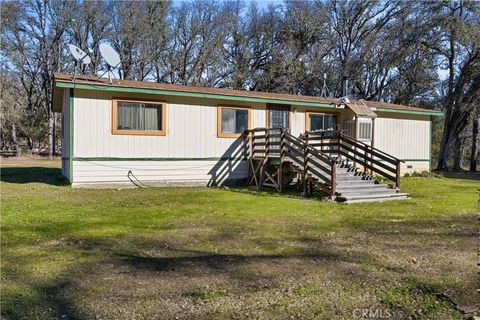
[217,105,252,138]
[266,104,291,130]
[305,111,340,132]
[112,98,167,136]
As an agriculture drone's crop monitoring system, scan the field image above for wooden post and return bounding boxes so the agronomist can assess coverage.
[265,129,270,159]
[249,131,253,158]
[337,131,342,164]
[302,134,309,197]
[278,130,285,192]
[259,159,265,190]
[364,147,368,174]
[246,131,252,186]
[396,160,401,189]
[331,161,336,199]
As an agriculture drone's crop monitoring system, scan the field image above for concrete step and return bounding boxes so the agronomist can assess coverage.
[341,195,409,203]
[335,172,370,178]
[336,188,397,197]
[336,176,374,182]
[336,184,392,192]
[336,192,409,203]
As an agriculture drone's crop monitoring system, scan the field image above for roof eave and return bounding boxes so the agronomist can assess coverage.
[374,107,444,116]
[54,79,443,116]
[54,80,336,109]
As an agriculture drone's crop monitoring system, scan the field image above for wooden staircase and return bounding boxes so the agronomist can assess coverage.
[246,128,408,203]
[334,161,408,203]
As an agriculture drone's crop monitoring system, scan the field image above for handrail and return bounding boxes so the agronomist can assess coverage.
[305,130,402,188]
[246,128,337,197]
[306,130,403,163]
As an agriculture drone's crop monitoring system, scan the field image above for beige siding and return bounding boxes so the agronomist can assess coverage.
[61,89,71,181]
[71,159,247,187]
[71,90,259,185]
[67,89,433,185]
[74,90,266,158]
[374,112,431,172]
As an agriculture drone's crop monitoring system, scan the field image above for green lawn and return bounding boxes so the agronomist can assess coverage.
[1,158,478,319]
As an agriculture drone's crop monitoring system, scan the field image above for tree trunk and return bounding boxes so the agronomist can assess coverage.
[48,108,55,159]
[11,122,21,156]
[436,114,453,171]
[470,117,479,172]
[452,134,463,170]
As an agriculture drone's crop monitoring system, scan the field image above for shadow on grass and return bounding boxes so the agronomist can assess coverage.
[2,213,475,319]
[442,171,480,181]
[2,277,84,320]
[215,185,330,201]
[0,167,68,186]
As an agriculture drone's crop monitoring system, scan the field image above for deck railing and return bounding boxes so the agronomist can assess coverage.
[246,128,337,196]
[304,130,403,188]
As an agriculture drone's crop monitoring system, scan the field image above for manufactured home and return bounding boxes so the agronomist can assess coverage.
[53,73,442,202]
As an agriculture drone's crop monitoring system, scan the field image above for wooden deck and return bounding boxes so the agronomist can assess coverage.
[245,128,407,203]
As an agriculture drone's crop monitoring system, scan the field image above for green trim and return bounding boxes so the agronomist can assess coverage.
[429,119,432,171]
[73,157,247,161]
[69,88,74,184]
[56,81,445,115]
[55,81,335,108]
[375,107,443,116]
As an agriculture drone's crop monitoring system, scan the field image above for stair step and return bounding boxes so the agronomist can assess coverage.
[336,193,409,203]
[335,172,370,178]
[336,184,392,191]
[341,195,409,203]
[336,176,374,182]
[336,188,397,196]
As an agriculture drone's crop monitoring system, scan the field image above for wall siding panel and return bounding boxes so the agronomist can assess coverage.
[66,90,433,185]
[374,113,430,160]
[72,160,248,187]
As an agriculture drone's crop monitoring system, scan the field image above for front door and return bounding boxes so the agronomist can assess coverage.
[268,105,289,129]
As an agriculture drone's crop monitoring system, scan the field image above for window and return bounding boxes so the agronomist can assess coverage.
[342,119,372,140]
[268,105,289,129]
[307,112,337,131]
[112,99,166,136]
[343,120,355,137]
[358,121,372,140]
[217,106,251,138]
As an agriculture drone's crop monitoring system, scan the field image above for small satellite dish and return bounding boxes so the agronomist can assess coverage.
[99,43,121,68]
[68,44,91,65]
[98,43,121,83]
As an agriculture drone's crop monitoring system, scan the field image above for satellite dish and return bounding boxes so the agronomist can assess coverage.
[98,43,121,83]
[99,43,121,68]
[68,44,91,65]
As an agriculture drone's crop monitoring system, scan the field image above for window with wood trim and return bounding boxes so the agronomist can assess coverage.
[217,106,251,138]
[112,99,166,136]
[307,112,337,131]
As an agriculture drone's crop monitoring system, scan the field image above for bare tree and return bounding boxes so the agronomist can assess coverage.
[417,1,480,170]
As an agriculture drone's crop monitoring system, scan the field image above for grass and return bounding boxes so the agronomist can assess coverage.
[1,158,478,319]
